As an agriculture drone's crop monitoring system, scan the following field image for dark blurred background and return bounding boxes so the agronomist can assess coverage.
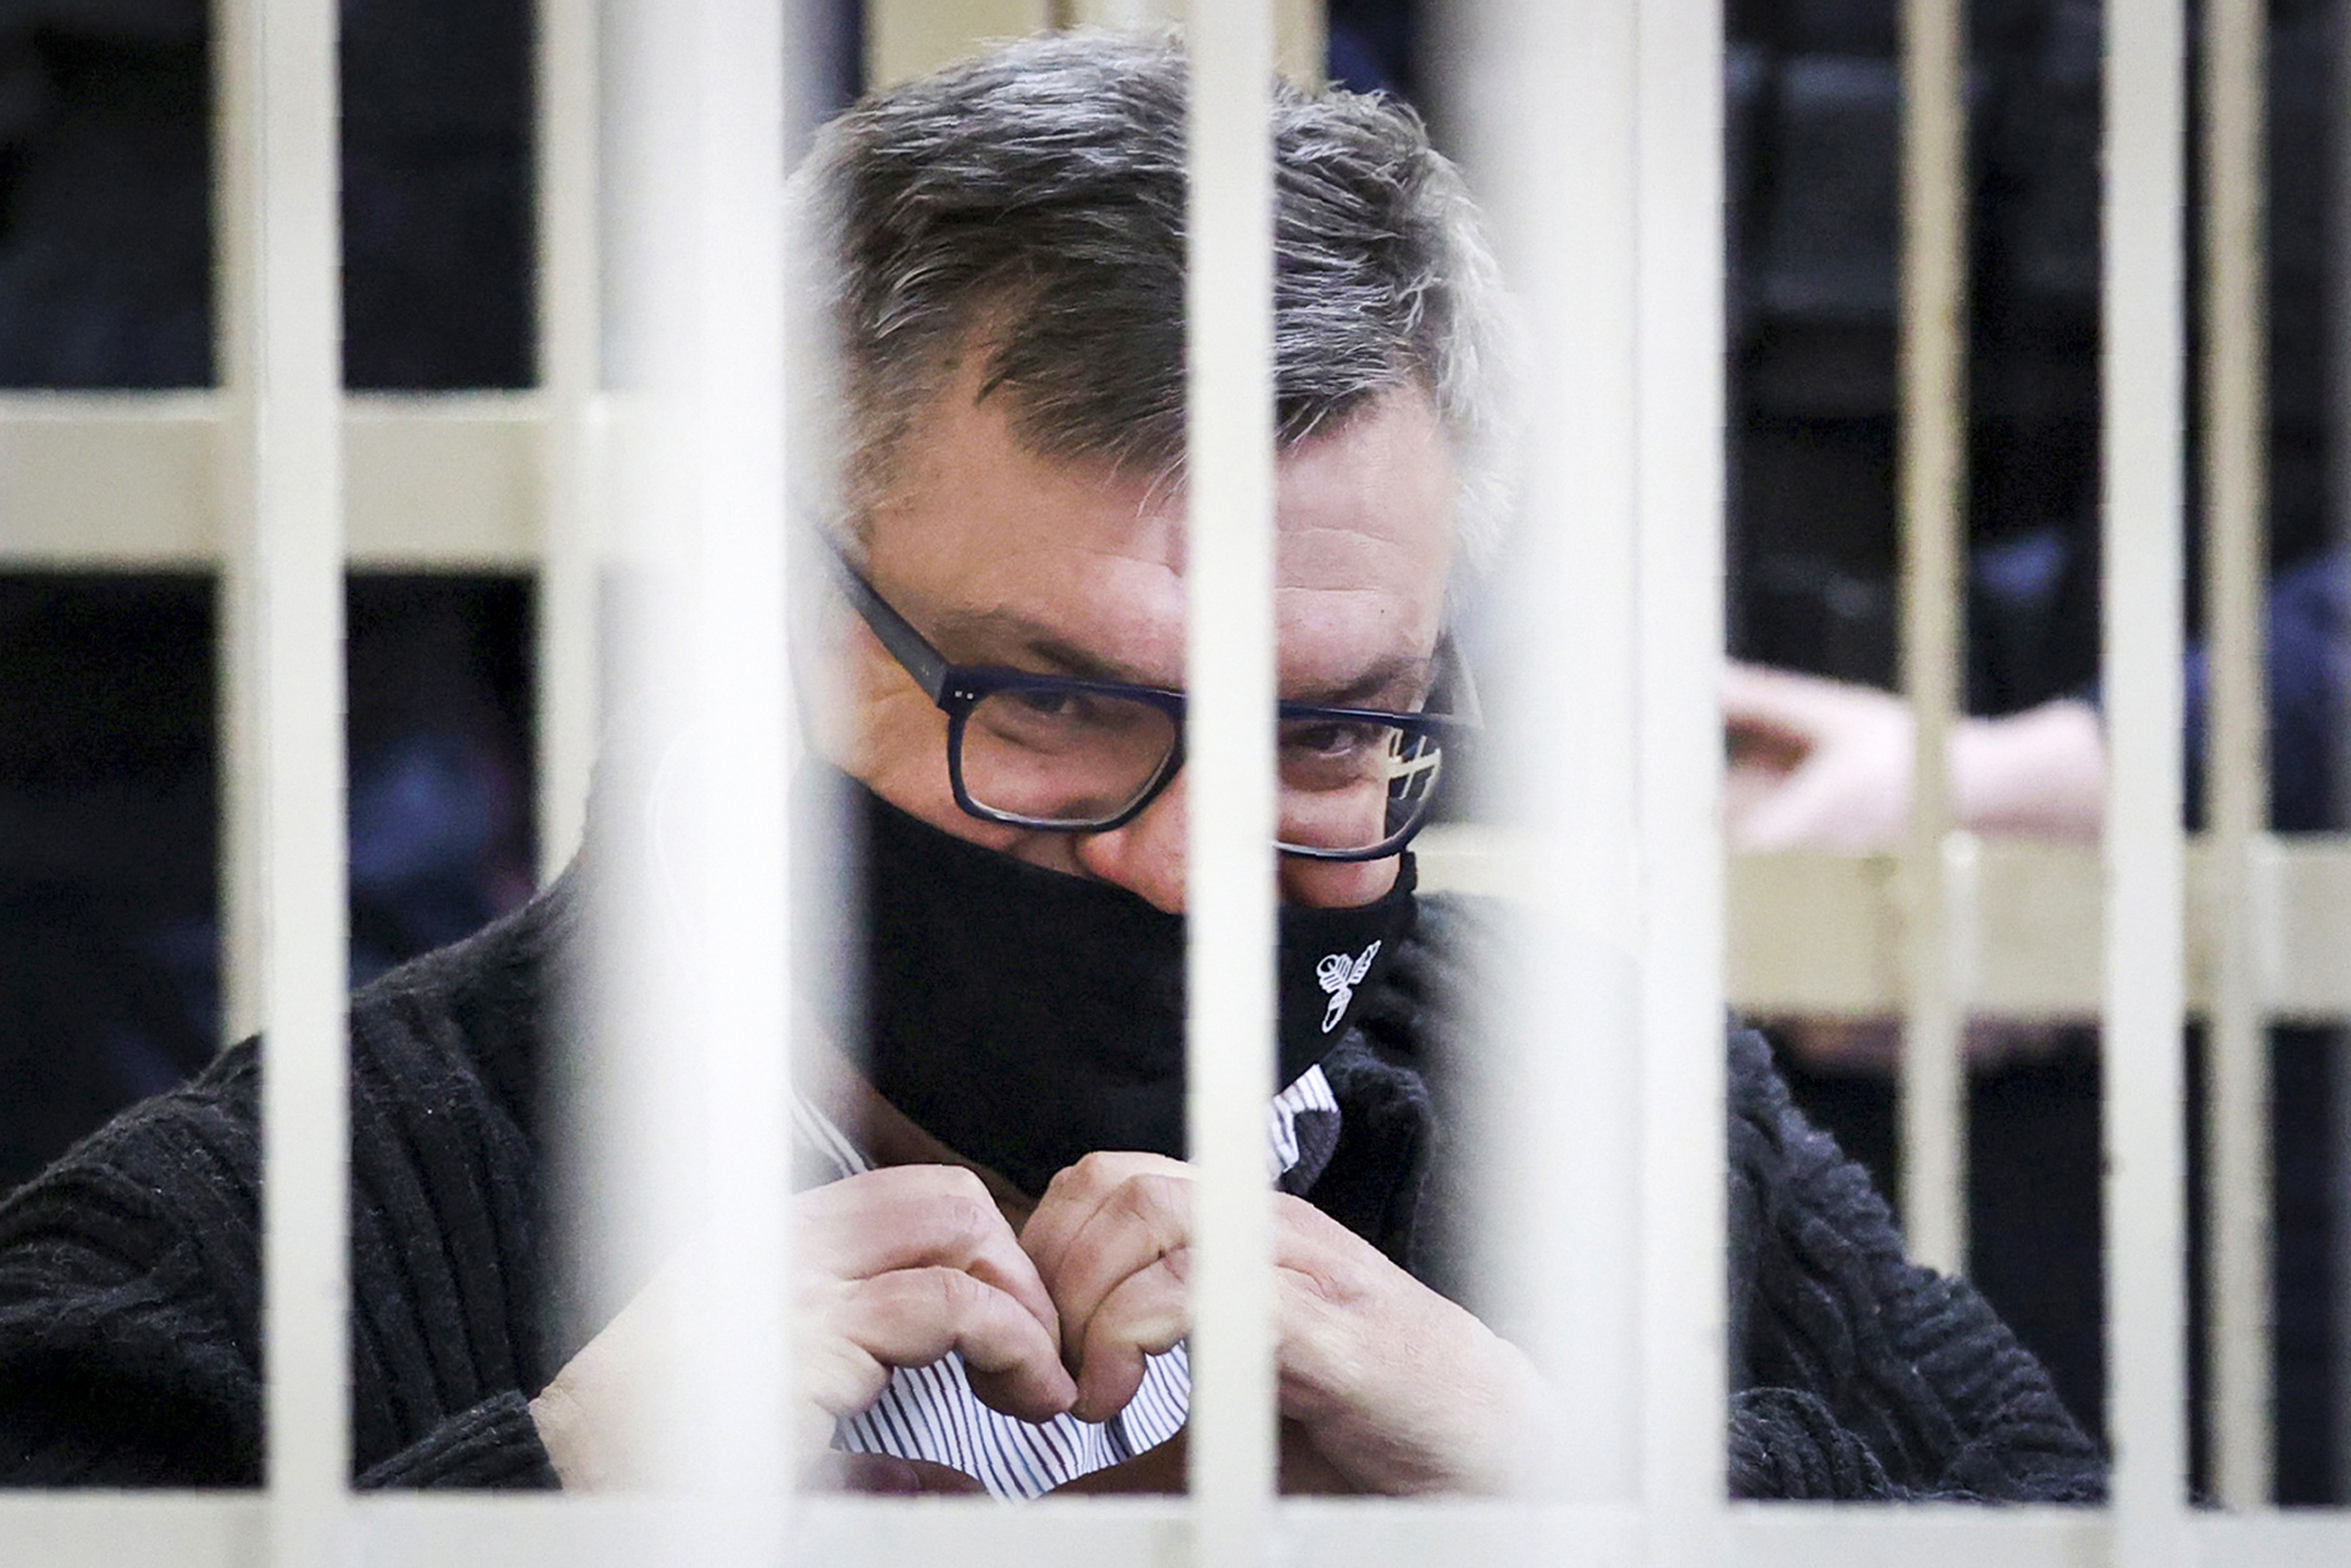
[1717,0,2348,1507]
[0,0,2343,1505]
[0,0,551,1195]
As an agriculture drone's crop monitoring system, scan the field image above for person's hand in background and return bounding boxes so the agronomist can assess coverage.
[1723,663,2107,851]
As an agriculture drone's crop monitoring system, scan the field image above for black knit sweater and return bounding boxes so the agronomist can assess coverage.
[0,872,2101,1498]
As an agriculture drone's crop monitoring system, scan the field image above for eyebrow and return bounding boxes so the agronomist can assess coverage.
[926,606,1436,710]
[927,608,1162,685]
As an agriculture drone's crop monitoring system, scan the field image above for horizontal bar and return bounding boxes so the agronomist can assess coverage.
[1736,1505,2351,1568]
[0,1498,263,1568]
[0,394,544,567]
[3,1494,2351,1568]
[1416,830,2351,1020]
[1731,839,2319,1018]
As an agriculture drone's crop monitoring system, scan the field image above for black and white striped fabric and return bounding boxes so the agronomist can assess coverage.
[793,1067,1342,1497]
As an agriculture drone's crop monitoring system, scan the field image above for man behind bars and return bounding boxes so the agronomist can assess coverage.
[0,34,2100,1499]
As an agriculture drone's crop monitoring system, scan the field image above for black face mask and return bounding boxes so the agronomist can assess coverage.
[803,769,1417,1199]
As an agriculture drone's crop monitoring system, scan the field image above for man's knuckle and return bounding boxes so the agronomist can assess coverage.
[931,1191,997,1253]
[935,1164,994,1205]
[1061,1150,1124,1196]
[1121,1172,1190,1229]
[929,1266,994,1319]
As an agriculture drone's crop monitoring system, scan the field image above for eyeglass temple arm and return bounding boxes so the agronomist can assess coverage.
[828,550,954,704]
[1429,634,1483,728]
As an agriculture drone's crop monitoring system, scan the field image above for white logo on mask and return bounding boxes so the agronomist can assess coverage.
[1315,941,1382,1034]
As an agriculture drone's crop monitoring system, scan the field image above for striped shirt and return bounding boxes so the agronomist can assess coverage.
[793,1068,1342,1497]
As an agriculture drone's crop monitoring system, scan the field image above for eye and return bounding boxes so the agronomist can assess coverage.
[1009,688,1080,719]
[1284,722,1373,758]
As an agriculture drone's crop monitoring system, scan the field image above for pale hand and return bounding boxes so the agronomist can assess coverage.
[1722,661,2107,850]
[528,1163,1075,1490]
[1020,1150,1545,1496]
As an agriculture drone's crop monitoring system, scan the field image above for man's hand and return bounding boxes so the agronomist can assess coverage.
[1020,1151,1543,1496]
[795,1164,1075,1426]
[527,1164,1075,1490]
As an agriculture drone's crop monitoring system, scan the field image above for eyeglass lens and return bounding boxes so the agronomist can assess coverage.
[957,689,1443,852]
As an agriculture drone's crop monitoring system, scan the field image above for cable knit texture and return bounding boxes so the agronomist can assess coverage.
[0,877,2100,1496]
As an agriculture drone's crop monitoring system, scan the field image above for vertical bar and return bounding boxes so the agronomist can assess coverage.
[641,0,795,1545]
[866,0,1052,90]
[1062,3,1322,86]
[219,0,351,1558]
[1896,0,1968,1278]
[536,0,603,880]
[590,0,794,1553]
[1636,0,1728,1557]
[674,0,795,1522]
[1435,0,1645,1505]
[1185,3,1278,1561]
[2201,0,2273,1510]
[215,10,264,1053]
[2104,0,2191,1558]
[2335,1,2351,1507]
[1271,0,1324,89]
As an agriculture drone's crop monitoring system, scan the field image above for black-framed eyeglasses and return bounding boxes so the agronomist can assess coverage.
[830,549,1477,861]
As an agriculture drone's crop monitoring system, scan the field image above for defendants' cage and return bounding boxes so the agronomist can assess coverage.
[0,0,2343,1565]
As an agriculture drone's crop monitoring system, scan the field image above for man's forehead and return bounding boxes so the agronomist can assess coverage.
[859,384,1452,707]
[866,365,1456,566]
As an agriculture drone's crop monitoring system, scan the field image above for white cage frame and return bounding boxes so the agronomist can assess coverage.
[0,0,2343,1562]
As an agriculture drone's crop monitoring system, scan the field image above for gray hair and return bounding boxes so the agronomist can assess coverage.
[787,30,1518,579]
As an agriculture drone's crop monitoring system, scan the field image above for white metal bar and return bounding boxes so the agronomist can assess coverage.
[10,1492,2351,1568]
[0,395,546,568]
[341,398,546,568]
[1421,833,2351,1021]
[683,0,795,1524]
[1271,0,1324,89]
[594,0,795,1549]
[1430,0,1645,1507]
[2329,8,2351,1505]
[535,0,603,879]
[1728,1505,2106,1568]
[2200,0,2273,1510]
[213,33,262,1057]
[1896,0,1969,1277]
[0,394,219,563]
[217,0,352,1559]
[1635,0,1728,1556]
[2333,3,2351,1512]
[0,1498,265,1568]
[2103,0,2191,1556]
[1185,3,1278,1559]
[367,1496,1643,1568]
[863,0,1051,89]
[1058,3,1322,89]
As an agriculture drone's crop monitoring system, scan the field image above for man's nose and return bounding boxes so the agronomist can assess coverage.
[1072,771,1188,913]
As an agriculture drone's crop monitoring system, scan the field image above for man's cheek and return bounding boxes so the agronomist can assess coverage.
[844,690,960,817]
